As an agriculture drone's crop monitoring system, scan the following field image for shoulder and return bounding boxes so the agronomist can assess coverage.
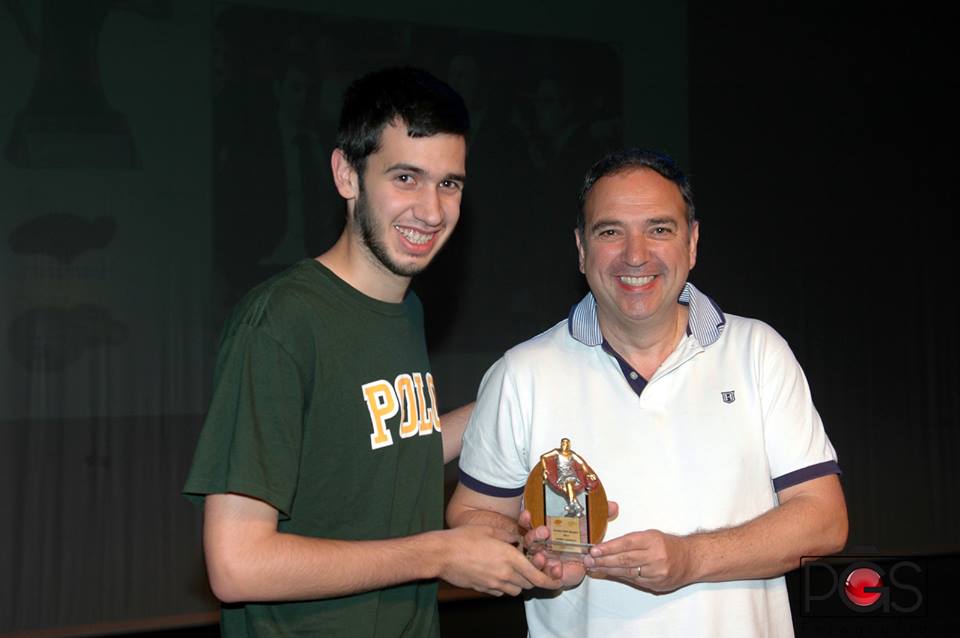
[502,320,576,365]
[473,321,570,392]
[221,261,328,347]
[717,313,801,374]
[719,313,791,350]
[489,320,594,388]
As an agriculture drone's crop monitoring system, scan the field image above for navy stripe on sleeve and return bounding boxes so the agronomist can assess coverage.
[459,468,525,498]
[772,460,842,492]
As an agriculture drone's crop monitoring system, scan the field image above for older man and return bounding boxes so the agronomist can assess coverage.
[448,148,847,637]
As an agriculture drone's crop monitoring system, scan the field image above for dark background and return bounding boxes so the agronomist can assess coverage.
[1,1,957,636]
[689,0,958,556]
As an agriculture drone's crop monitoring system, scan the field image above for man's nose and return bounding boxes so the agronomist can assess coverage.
[415,188,444,226]
[622,233,649,265]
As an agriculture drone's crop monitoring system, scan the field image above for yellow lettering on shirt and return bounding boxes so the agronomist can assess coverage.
[394,373,419,438]
[361,380,399,449]
[413,373,433,435]
[426,372,441,433]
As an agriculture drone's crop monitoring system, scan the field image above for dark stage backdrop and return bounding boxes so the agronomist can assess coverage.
[0,1,687,635]
[687,3,959,559]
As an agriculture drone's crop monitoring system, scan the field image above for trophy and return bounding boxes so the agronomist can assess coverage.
[523,438,607,561]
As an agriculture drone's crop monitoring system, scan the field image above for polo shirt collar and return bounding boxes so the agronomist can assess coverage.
[567,282,726,348]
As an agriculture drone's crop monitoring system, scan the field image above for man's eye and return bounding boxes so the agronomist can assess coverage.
[396,174,414,184]
[440,179,462,191]
[652,226,672,235]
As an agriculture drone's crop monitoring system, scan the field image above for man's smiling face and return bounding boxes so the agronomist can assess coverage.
[352,121,466,278]
[576,167,699,333]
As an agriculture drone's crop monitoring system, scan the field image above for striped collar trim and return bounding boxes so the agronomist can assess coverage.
[567,282,726,348]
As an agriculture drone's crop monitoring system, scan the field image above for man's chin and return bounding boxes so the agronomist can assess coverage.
[380,253,433,278]
[388,241,447,275]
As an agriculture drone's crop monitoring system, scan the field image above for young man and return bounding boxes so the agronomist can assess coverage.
[184,67,557,638]
[448,148,848,637]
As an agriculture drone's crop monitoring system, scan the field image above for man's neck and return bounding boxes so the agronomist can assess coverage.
[598,305,690,380]
[315,233,410,304]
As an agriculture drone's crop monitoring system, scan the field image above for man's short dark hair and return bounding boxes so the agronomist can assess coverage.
[577,148,695,233]
[336,66,470,175]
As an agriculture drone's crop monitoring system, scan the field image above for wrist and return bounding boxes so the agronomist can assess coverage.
[417,530,451,580]
[683,532,711,584]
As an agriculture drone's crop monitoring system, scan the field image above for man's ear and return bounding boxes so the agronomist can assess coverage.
[575,228,586,274]
[688,219,700,271]
[331,148,359,200]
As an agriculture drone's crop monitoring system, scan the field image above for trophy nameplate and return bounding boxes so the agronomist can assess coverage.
[523,438,607,561]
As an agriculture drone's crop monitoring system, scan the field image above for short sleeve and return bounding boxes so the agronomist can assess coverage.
[759,335,839,490]
[183,324,305,517]
[458,356,532,496]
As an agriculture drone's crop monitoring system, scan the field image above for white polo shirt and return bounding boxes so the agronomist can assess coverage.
[459,283,840,638]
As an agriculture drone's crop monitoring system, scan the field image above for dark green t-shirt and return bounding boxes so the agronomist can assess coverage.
[184,259,444,637]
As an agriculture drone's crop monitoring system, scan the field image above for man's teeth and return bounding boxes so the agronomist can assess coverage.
[396,226,433,245]
[619,275,654,286]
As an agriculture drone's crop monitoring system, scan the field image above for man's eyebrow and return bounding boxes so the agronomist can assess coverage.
[384,164,466,183]
[645,217,679,227]
[589,219,622,232]
[384,163,426,175]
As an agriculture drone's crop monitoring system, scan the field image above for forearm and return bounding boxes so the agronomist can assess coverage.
[207,527,449,602]
[205,493,454,602]
[688,488,847,582]
[447,503,521,534]
[446,481,524,533]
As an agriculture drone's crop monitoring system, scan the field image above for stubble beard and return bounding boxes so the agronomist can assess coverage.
[354,187,426,278]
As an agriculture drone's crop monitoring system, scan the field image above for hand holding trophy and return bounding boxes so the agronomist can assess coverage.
[523,438,608,561]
